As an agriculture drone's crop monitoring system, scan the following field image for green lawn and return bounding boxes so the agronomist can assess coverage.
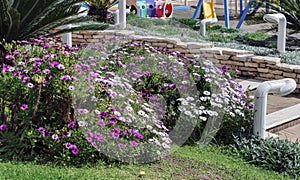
[0,145,291,179]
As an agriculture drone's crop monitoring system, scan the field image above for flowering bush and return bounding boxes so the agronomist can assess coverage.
[0,35,254,164]
[0,38,91,162]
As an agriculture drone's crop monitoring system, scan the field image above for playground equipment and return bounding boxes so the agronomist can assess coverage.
[193,0,230,28]
[126,0,173,18]
[193,0,218,36]
[263,13,286,53]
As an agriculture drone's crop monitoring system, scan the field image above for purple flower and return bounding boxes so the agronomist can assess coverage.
[38,127,45,132]
[118,143,125,149]
[22,77,30,84]
[114,128,120,133]
[109,120,116,126]
[68,85,75,91]
[49,61,59,68]
[144,71,150,76]
[86,137,93,143]
[12,104,17,109]
[130,141,138,147]
[110,132,119,139]
[67,121,76,129]
[65,142,72,149]
[43,69,51,74]
[129,62,135,67]
[99,112,109,118]
[78,109,88,114]
[20,104,28,110]
[60,75,71,81]
[136,133,144,140]
[32,67,40,72]
[62,131,71,137]
[91,142,98,148]
[97,136,105,142]
[0,124,7,131]
[5,54,14,60]
[71,148,79,155]
[97,119,105,126]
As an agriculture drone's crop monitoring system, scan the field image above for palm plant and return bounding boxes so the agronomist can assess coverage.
[0,0,110,41]
[85,0,118,22]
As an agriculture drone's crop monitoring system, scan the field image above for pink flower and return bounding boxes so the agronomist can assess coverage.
[130,141,138,147]
[43,69,51,74]
[0,124,7,131]
[72,148,79,155]
[118,143,124,149]
[20,104,28,110]
[97,119,105,126]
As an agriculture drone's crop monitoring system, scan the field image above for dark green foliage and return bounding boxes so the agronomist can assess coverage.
[0,0,109,42]
[170,18,199,30]
[233,136,300,177]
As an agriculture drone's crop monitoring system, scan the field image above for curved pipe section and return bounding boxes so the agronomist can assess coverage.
[253,78,296,139]
[263,13,286,53]
[199,18,218,36]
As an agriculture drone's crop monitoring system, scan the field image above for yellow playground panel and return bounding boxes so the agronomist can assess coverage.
[202,1,217,19]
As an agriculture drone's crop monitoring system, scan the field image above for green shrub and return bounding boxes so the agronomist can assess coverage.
[232,136,300,177]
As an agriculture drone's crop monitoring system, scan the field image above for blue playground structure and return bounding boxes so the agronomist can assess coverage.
[192,0,269,29]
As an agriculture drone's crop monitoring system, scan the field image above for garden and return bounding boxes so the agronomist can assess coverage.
[1,0,300,179]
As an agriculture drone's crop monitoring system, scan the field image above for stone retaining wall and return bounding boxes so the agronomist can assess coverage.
[72,30,300,93]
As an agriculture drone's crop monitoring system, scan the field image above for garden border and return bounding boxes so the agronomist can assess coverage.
[72,30,300,93]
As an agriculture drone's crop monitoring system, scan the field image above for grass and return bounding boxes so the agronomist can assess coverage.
[123,15,300,65]
[0,145,292,179]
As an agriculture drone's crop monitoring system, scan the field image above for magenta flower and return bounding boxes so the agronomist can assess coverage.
[97,119,105,126]
[111,132,119,139]
[0,124,7,131]
[130,141,138,147]
[20,104,28,110]
[91,142,98,148]
[118,143,125,149]
[78,109,88,114]
[136,133,144,140]
[129,62,135,67]
[5,54,14,60]
[109,120,116,126]
[65,142,72,149]
[71,148,79,155]
[67,121,76,129]
[60,75,71,81]
[43,69,51,74]
[49,61,59,68]
[38,127,45,132]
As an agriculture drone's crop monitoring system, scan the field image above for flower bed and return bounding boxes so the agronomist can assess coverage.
[72,30,300,93]
[0,35,253,164]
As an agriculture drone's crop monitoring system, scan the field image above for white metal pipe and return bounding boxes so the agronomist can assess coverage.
[253,78,296,139]
[263,13,286,53]
[62,24,72,47]
[199,18,218,36]
[119,0,126,29]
